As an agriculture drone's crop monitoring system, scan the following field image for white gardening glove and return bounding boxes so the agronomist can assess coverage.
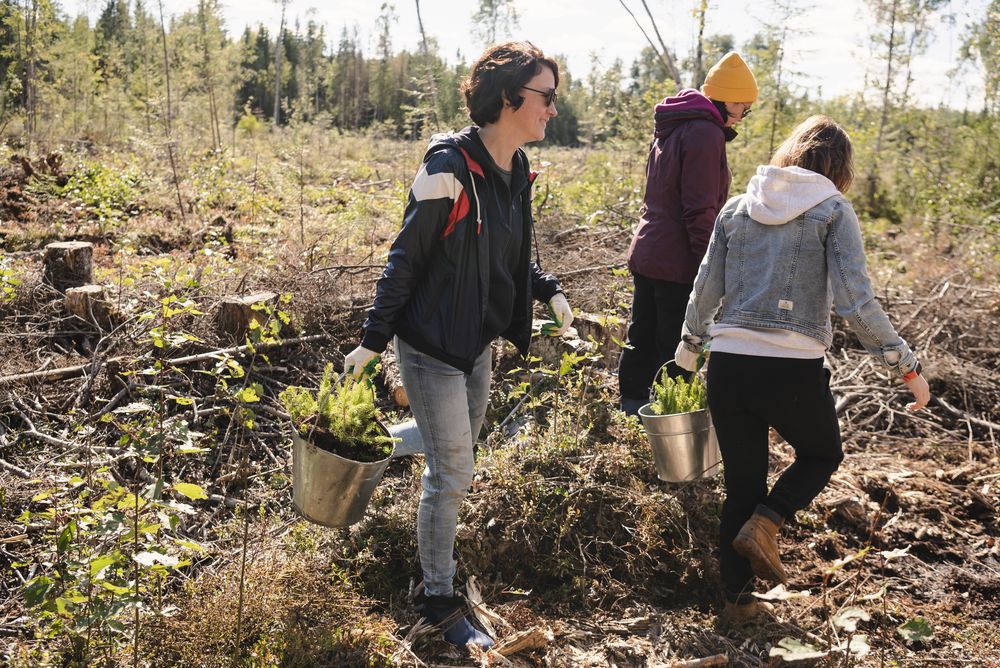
[541,292,573,337]
[674,335,704,373]
[343,345,380,380]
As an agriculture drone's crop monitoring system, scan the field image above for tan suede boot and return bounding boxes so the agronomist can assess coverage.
[721,599,775,627]
[732,511,788,584]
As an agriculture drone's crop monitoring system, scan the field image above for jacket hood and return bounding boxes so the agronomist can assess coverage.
[745,165,840,225]
[653,88,728,139]
[426,126,530,194]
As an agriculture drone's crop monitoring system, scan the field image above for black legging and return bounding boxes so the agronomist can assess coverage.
[707,352,844,603]
[618,273,693,401]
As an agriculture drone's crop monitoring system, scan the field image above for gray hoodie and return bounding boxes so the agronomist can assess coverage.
[682,165,919,375]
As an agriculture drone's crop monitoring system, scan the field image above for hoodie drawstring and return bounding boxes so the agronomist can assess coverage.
[469,170,482,235]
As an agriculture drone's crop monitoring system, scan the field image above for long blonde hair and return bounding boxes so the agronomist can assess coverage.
[771,115,854,193]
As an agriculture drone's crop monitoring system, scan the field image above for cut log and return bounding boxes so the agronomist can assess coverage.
[216,292,278,340]
[65,284,118,331]
[42,241,94,292]
[381,343,408,407]
[0,333,328,386]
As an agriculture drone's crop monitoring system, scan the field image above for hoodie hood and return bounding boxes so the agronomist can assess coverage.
[745,165,840,225]
[653,88,735,141]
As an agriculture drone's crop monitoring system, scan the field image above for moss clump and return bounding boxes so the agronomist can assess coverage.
[650,369,707,415]
[279,363,393,462]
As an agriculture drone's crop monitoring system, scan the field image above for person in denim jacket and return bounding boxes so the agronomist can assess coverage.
[343,42,572,650]
[675,115,930,625]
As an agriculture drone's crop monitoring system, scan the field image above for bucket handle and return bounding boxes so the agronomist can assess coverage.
[648,359,674,404]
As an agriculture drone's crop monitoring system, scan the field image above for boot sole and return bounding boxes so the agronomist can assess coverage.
[733,534,788,584]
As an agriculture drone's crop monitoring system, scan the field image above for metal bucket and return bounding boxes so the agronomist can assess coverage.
[638,404,721,483]
[291,426,393,528]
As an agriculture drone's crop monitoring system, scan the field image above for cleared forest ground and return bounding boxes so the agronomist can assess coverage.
[1,137,998,667]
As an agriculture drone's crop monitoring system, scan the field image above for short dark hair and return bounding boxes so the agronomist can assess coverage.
[771,115,855,193]
[461,41,559,127]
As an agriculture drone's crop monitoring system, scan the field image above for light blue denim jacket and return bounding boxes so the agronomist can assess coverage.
[682,166,919,375]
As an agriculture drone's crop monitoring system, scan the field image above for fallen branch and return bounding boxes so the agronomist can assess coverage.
[308,263,382,275]
[206,493,241,509]
[666,654,728,668]
[560,262,626,278]
[494,625,553,657]
[92,382,136,419]
[0,458,30,478]
[835,392,865,415]
[11,403,76,449]
[934,395,1000,432]
[0,334,329,386]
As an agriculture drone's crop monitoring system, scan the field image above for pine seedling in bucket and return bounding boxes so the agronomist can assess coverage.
[641,368,719,482]
[280,363,394,462]
[283,364,396,527]
[650,368,707,415]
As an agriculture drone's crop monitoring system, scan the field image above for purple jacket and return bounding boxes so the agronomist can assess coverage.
[627,89,734,284]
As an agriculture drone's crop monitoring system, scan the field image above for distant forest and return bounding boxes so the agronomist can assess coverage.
[1,0,998,228]
[2,1,996,145]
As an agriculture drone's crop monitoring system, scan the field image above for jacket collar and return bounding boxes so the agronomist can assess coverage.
[427,126,531,196]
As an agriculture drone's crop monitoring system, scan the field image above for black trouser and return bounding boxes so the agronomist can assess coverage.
[707,352,844,603]
[618,272,693,402]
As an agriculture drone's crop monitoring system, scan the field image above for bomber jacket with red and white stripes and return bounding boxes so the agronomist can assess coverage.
[361,126,562,373]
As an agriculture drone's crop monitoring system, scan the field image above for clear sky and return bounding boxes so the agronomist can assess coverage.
[64,0,989,109]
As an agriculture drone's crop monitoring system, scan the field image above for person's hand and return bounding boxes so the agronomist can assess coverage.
[541,293,573,337]
[904,373,930,411]
[674,339,701,372]
[343,346,380,380]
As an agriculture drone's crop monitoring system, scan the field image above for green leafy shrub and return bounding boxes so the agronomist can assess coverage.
[650,369,707,415]
[279,363,393,462]
[58,161,142,230]
[0,261,21,303]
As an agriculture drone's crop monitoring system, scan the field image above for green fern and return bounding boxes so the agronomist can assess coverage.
[279,363,393,459]
[650,369,707,415]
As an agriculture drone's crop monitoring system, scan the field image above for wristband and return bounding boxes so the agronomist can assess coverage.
[902,361,921,382]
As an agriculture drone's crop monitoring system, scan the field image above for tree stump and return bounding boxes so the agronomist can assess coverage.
[65,284,118,331]
[529,319,600,368]
[572,311,628,368]
[380,343,408,407]
[43,241,94,292]
[216,292,278,340]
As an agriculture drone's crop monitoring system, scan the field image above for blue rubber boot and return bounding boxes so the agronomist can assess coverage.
[418,594,494,650]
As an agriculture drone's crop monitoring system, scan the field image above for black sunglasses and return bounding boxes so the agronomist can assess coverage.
[729,104,752,119]
[521,85,558,107]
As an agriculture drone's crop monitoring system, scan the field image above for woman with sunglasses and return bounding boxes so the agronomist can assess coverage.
[676,115,930,624]
[342,41,572,650]
[619,52,758,415]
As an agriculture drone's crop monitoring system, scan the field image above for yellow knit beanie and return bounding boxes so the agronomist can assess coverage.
[701,52,758,103]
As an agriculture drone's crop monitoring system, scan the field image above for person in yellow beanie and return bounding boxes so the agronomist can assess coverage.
[702,52,760,108]
[619,52,759,415]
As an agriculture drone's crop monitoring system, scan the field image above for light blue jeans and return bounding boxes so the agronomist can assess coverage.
[390,336,492,597]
